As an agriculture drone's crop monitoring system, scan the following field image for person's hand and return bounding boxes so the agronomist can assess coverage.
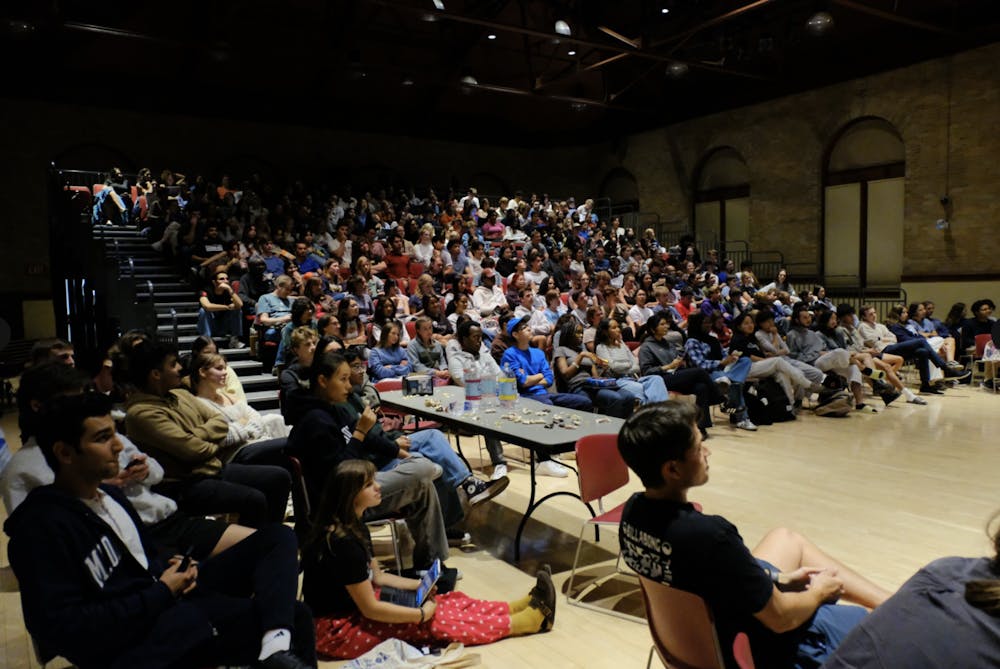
[776,566,824,592]
[106,454,149,487]
[395,436,412,451]
[420,598,437,622]
[357,406,378,433]
[808,569,844,603]
[434,370,450,379]
[396,448,411,460]
[160,556,198,597]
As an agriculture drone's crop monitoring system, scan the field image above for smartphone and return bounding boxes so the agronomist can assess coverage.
[124,458,143,470]
[178,545,196,572]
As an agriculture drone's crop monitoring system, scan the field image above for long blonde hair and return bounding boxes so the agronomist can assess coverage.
[189,352,226,392]
[965,511,1000,615]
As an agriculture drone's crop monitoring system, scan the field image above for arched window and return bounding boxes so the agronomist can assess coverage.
[822,118,905,289]
[598,167,639,210]
[693,147,750,255]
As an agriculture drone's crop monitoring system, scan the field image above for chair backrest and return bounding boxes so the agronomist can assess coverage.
[626,340,641,352]
[287,455,311,520]
[639,577,728,669]
[409,262,425,279]
[975,333,992,358]
[405,320,417,340]
[574,433,629,505]
[374,378,403,392]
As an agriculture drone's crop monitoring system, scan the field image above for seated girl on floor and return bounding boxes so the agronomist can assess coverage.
[301,459,556,660]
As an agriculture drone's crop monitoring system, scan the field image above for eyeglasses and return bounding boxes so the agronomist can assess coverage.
[350,364,367,371]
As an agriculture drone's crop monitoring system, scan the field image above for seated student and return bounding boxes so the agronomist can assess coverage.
[302,460,554,660]
[197,269,245,349]
[5,392,316,669]
[188,335,246,401]
[823,511,1000,669]
[276,298,316,369]
[961,298,997,353]
[500,317,592,412]
[285,350,451,572]
[346,348,508,509]
[372,296,411,347]
[594,318,669,406]
[906,302,958,363]
[407,316,451,381]
[279,326,320,421]
[256,274,295,347]
[447,320,510,480]
[787,303,876,411]
[2,360,255,560]
[368,321,411,380]
[638,312,725,438]
[190,353,290,440]
[551,319,633,419]
[124,340,291,527]
[29,337,76,367]
[617,401,890,669]
[862,306,967,394]
[684,311,757,432]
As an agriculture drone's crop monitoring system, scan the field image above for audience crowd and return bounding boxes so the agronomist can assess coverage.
[0,166,996,668]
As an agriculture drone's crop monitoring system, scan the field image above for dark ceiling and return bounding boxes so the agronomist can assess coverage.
[3,0,1000,146]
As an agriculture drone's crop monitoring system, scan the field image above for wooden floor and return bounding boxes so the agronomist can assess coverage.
[3,383,999,668]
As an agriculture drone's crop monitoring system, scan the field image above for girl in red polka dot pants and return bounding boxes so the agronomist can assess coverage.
[301,460,556,660]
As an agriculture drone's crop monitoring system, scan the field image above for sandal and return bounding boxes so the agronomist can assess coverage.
[529,567,557,632]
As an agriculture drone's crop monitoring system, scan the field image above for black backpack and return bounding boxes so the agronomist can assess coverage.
[745,378,796,425]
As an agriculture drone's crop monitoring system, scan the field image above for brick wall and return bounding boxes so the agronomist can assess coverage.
[594,41,1000,283]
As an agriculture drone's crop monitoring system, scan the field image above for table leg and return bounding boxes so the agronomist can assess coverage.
[451,431,473,472]
[513,448,591,562]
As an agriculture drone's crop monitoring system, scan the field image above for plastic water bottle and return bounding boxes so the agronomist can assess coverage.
[499,363,517,409]
[464,365,482,412]
[481,366,498,408]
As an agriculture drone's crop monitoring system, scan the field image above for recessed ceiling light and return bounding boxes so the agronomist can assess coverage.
[661,8,670,14]
[568,49,577,56]
[432,0,445,10]
[554,20,571,36]
[402,77,415,86]
[460,75,479,86]
[487,33,497,40]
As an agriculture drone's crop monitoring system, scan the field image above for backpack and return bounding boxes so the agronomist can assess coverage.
[745,378,796,425]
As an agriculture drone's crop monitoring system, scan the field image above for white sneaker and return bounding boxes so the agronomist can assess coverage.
[734,418,758,432]
[491,463,508,480]
[536,459,569,478]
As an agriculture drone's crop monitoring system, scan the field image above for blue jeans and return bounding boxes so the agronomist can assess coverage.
[384,430,470,489]
[882,339,946,385]
[197,307,243,338]
[615,375,669,404]
[709,357,752,414]
[532,391,593,411]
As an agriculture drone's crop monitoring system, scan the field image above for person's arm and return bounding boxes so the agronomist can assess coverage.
[345,567,435,625]
[124,405,229,464]
[368,349,407,380]
[7,517,178,660]
[684,340,719,371]
[754,569,844,633]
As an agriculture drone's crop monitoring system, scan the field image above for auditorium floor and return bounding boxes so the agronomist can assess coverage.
[3,383,999,668]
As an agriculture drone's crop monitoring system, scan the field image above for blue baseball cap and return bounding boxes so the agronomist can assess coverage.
[506,317,524,336]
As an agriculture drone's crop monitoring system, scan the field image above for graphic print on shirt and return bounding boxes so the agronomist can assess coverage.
[84,534,122,588]
[621,520,673,583]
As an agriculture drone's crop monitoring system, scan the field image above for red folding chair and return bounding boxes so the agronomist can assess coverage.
[565,433,641,621]
[639,577,755,669]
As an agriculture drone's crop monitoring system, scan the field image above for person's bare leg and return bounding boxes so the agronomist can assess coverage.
[208,524,256,557]
[941,337,956,362]
[850,381,865,405]
[752,527,891,608]
[880,353,903,372]
[873,357,903,391]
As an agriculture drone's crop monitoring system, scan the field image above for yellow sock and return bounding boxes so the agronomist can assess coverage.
[508,592,533,614]
[509,606,546,636]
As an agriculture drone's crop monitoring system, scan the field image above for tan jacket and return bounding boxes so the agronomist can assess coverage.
[125,389,234,478]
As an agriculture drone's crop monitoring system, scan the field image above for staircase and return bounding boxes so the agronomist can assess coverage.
[94,226,280,413]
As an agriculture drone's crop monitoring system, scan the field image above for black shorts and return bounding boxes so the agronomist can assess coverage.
[147,511,229,560]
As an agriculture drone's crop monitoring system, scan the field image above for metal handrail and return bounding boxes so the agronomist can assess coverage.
[170,308,178,342]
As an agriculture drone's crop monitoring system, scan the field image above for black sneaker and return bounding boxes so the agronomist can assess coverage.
[920,385,944,395]
[462,475,510,506]
[944,368,971,381]
[880,389,901,406]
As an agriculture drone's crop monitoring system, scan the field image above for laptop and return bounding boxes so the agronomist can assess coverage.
[378,558,441,607]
